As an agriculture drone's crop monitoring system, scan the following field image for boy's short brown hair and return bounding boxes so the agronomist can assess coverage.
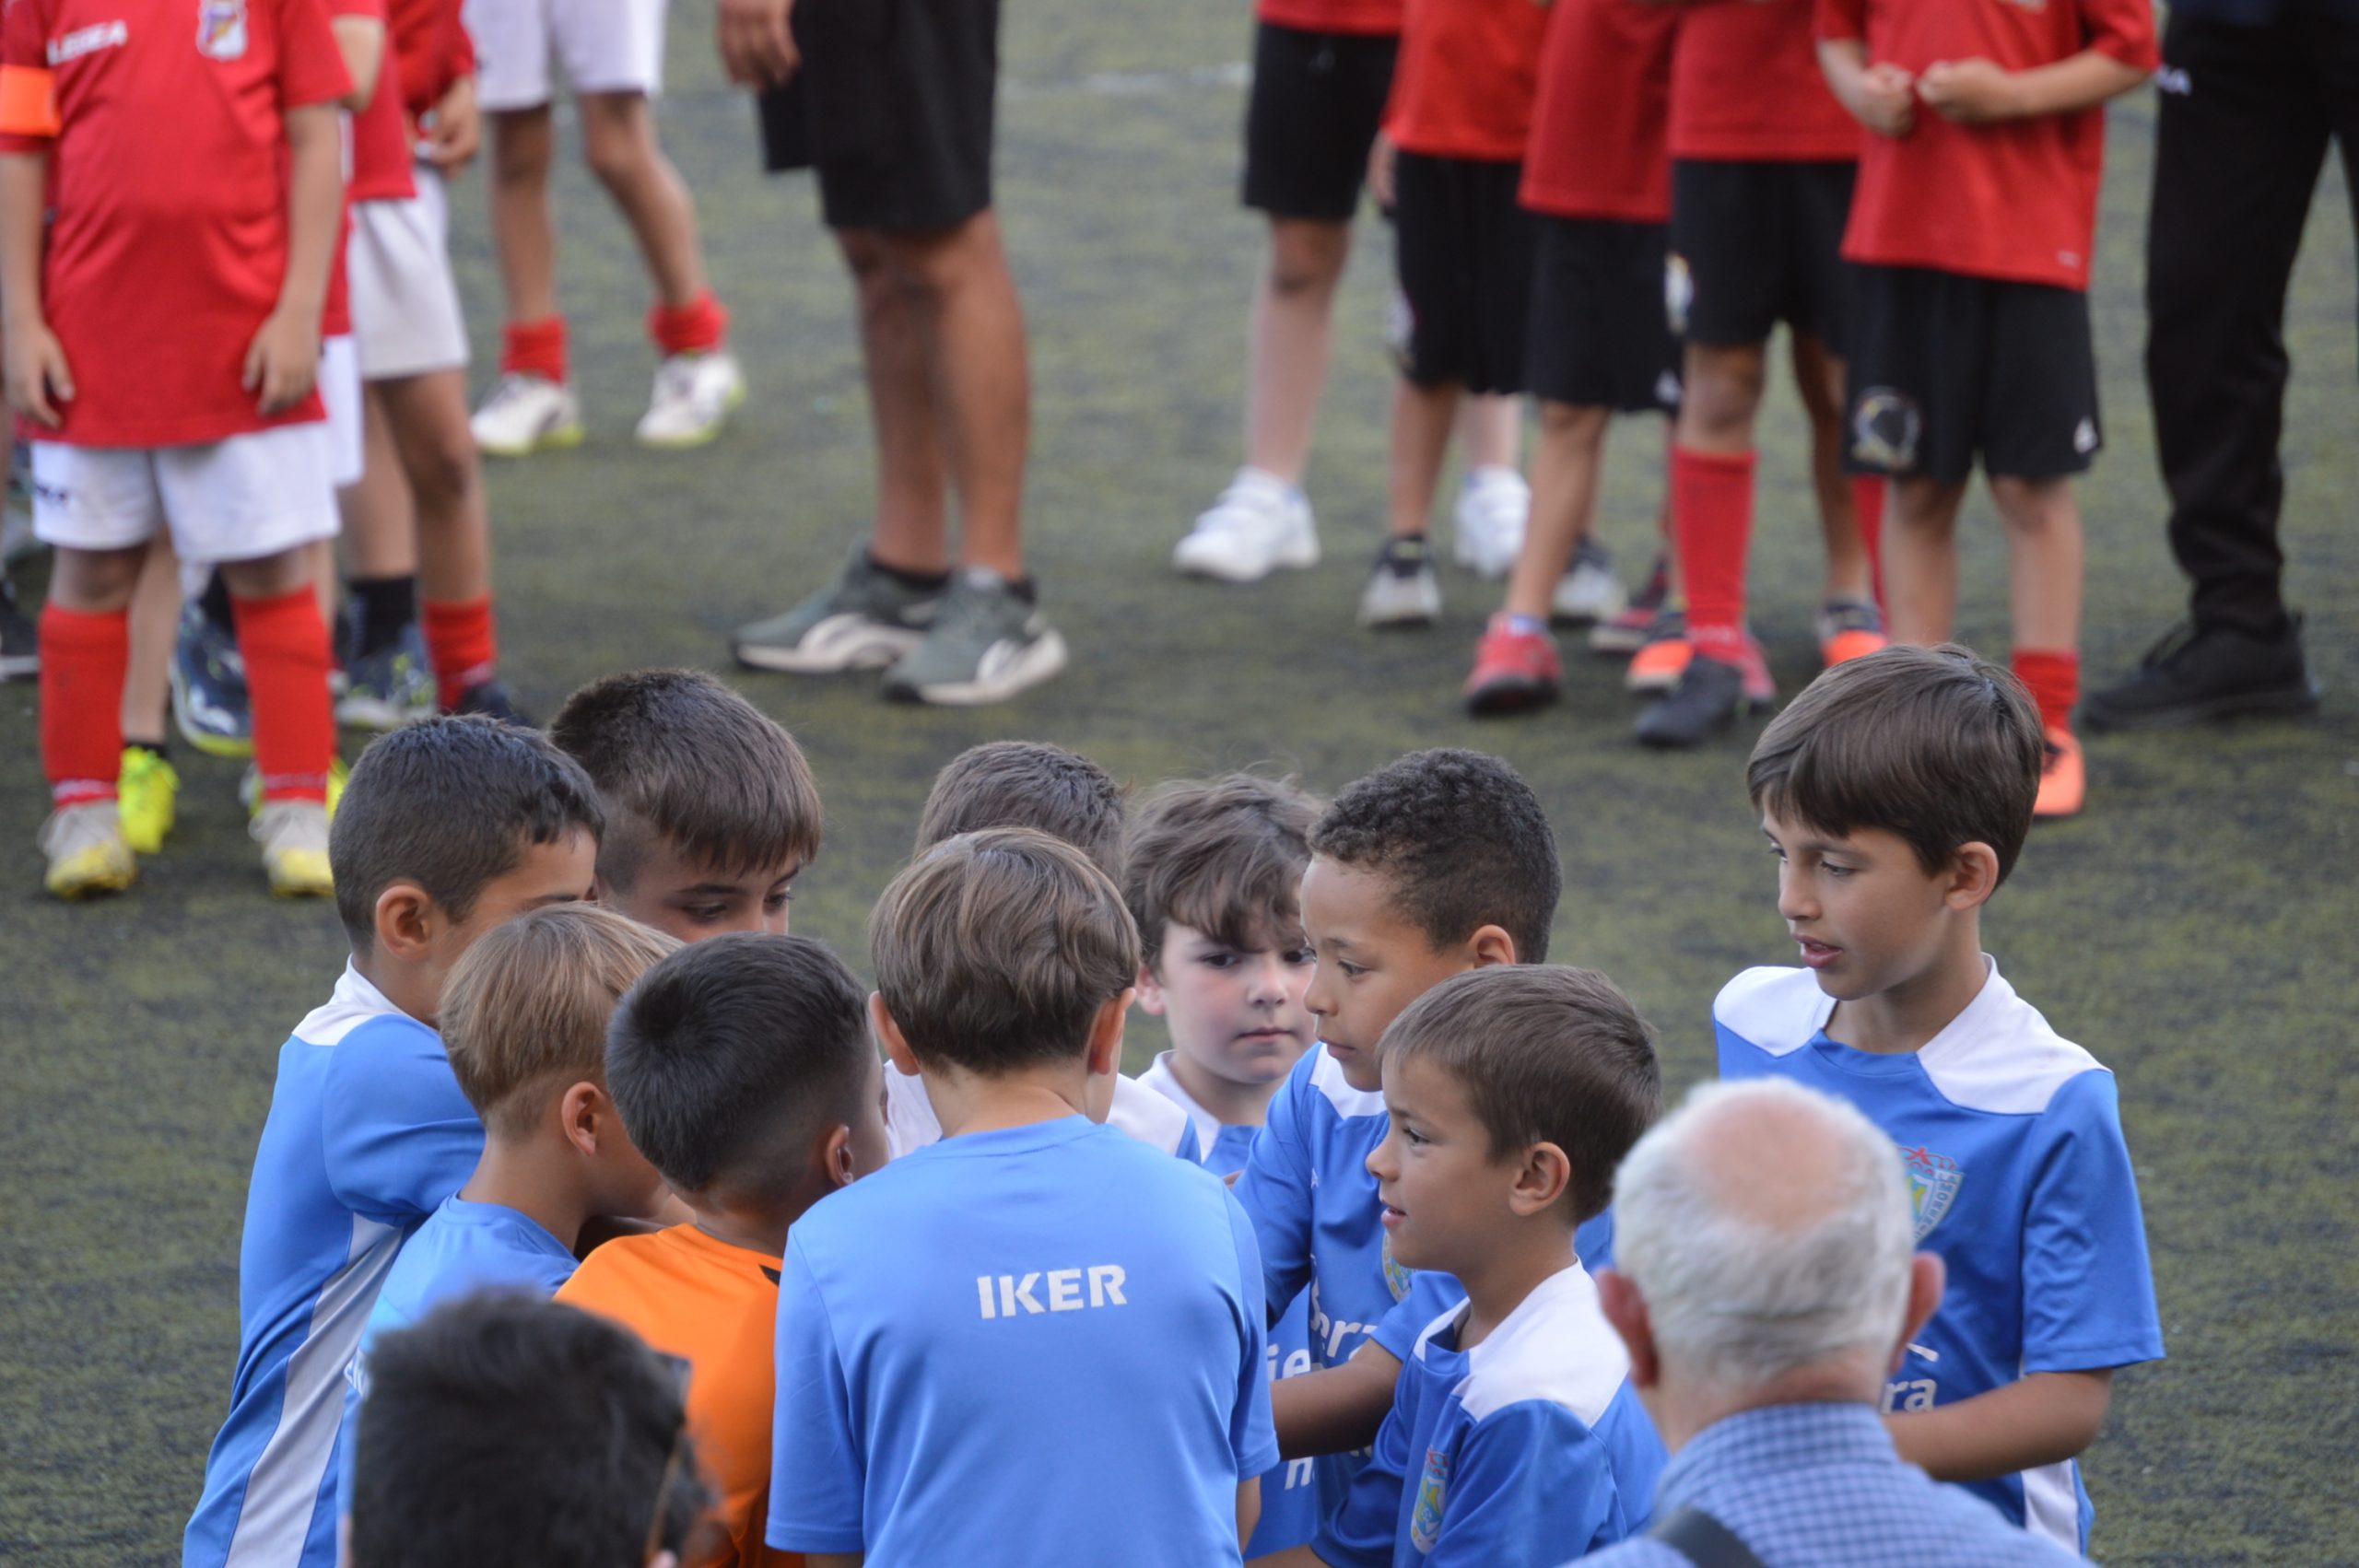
[1379,965,1661,1223]
[871,827,1140,1076]
[547,668,823,893]
[1123,773,1322,971]
[1309,749,1561,962]
[440,906,681,1137]
[1747,643,2042,886]
[914,741,1128,883]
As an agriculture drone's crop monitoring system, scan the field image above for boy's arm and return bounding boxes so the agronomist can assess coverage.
[330,14,386,111]
[1915,49,2149,123]
[1274,1344,1400,1459]
[1230,1071,1320,1326]
[1817,38,1915,137]
[246,99,340,414]
[1887,1368,2113,1481]
[0,151,68,427]
[322,1030,486,1223]
[718,0,798,87]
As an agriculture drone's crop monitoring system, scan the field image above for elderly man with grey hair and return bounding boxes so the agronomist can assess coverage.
[1578,1079,2086,1568]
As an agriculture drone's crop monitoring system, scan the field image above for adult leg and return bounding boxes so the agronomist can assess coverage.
[1245,216,1353,484]
[839,228,953,574]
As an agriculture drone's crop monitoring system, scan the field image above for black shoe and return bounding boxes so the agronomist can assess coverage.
[0,581,36,681]
[2081,617,2320,732]
[449,679,534,728]
[1635,647,1769,749]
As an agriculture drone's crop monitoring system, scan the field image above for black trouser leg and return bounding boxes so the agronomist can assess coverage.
[2145,14,2330,638]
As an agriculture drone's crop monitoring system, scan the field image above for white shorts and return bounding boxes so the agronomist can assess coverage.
[30,425,341,566]
[322,333,363,487]
[349,168,469,381]
[469,0,666,112]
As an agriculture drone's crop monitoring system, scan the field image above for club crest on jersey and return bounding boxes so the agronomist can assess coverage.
[1409,1445,1451,1553]
[1851,388,1922,473]
[1379,1230,1413,1303]
[1902,1144,1964,1240]
[196,0,247,60]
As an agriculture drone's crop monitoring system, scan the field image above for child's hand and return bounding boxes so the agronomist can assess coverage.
[1367,131,1397,211]
[422,74,480,170]
[3,320,73,428]
[1917,58,2024,123]
[1859,62,1917,136]
[243,308,321,415]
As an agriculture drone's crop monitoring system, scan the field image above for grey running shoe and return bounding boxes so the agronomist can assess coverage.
[734,548,943,674]
[336,622,436,731]
[1358,536,1442,629]
[882,569,1068,706]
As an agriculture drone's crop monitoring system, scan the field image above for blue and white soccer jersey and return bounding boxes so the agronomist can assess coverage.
[769,1116,1277,1567]
[882,1059,1203,1163]
[1716,962,2165,1552]
[333,1197,580,1515]
[1315,1264,1666,1568]
[183,966,484,1568]
[1141,1052,1320,1552]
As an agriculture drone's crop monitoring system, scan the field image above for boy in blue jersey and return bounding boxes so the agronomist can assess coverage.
[1234,748,1598,1518]
[184,717,604,1568]
[885,739,1203,1162]
[548,667,826,942]
[1127,773,1328,1550]
[769,827,1279,1566]
[334,904,681,1510]
[1261,965,1667,1567]
[1724,643,2164,1553]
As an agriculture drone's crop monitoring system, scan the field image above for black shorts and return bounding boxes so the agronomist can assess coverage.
[1242,23,1400,222]
[757,0,1000,232]
[1669,159,1857,352]
[1390,152,1536,393]
[1844,264,2101,485]
[1526,216,1682,415]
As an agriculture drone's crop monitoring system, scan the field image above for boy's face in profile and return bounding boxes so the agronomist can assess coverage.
[1299,856,1475,1094]
[602,839,801,943]
[1366,1049,1513,1277]
[1137,921,1317,1090]
[416,831,601,1020]
[1762,810,1963,1005]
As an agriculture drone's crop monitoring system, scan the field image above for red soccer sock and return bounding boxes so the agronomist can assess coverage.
[41,603,129,807]
[232,586,337,804]
[422,594,499,710]
[648,290,728,357]
[2013,648,2082,734]
[500,316,569,384]
[1672,445,1757,659]
[1850,474,1887,608]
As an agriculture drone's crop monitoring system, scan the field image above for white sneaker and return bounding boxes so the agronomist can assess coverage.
[251,799,334,897]
[472,374,584,457]
[1452,465,1530,579]
[1173,469,1320,582]
[636,351,746,449]
[1551,538,1627,625]
[1358,538,1442,629]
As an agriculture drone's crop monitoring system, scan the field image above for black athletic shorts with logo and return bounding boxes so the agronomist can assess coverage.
[1669,159,1857,353]
[1844,264,2101,486]
[757,0,1001,232]
[1390,151,1537,393]
[1243,22,1401,221]
[1526,216,1683,415]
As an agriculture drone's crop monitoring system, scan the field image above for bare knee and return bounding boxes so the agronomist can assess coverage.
[489,107,555,187]
[1680,346,1766,443]
[1989,475,2076,532]
[1266,219,1348,299]
[578,94,656,189]
[50,544,146,611]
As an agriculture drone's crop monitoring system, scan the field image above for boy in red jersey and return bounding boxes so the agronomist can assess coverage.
[1356,0,1550,631]
[1817,0,2154,819]
[1463,0,1683,715]
[1635,0,1888,750]
[2,0,350,898]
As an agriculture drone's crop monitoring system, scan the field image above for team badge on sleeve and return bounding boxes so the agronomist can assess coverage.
[1409,1446,1451,1553]
[1901,1144,1964,1240]
[196,0,247,60]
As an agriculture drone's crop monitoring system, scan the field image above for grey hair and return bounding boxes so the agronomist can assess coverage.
[1612,1077,1916,1391]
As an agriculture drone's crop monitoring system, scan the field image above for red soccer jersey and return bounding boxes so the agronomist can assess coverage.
[0,0,351,446]
[1383,0,1548,161]
[388,0,463,121]
[1672,0,1858,163]
[345,0,414,200]
[1521,0,1679,222]
[1820,0,2156,290]
[1256,0,1402,41]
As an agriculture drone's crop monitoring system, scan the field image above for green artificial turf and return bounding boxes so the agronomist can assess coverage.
[2,1,2354,1561]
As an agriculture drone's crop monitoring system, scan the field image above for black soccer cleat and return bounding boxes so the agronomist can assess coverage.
[2081,616,2320,732]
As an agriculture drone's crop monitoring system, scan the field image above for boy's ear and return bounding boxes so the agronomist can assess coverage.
[1466,923,1518,969]
[1506,1140,1573,1218]
[820,1123,856,1190]
[558,1081,605,1156]
[869,992,921,1078]
[1085,989,1134,1077]
[372,880,439,963]
[1943,841,2002,912]
[1133,964,1168,1016]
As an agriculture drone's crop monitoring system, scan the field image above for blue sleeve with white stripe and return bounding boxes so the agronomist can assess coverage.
[767,1234,867,1556]
[319,1022,482,1226]
[2021,1071,2164,1375]
[1233,1061,1318,1325]
[1225,1191,1282,1480]
[1427,1403,1619,1568]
